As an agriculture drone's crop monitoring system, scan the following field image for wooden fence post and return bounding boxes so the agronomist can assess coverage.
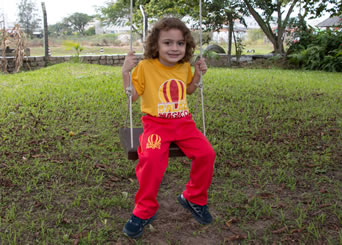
[41,2,49,66]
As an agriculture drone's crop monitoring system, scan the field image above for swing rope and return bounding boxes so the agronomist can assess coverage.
[198,0,206,136]
[124,0,134,149]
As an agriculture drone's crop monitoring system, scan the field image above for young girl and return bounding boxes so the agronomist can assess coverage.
[122,17,216,238]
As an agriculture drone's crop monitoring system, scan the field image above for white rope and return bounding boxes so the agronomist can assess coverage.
[130,0,133,51]
[199,0,206,136]
[200,0,203,60]
[128,0,133,149]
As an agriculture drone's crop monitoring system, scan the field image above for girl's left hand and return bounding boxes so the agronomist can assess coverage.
[194,58,208,76]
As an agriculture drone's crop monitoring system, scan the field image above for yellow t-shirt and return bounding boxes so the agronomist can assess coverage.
[132,59,193,118]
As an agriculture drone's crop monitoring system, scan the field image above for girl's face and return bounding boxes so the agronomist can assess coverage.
[157,28,186,66]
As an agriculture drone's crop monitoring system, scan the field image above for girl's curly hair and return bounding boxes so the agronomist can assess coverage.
[144,17,196,63]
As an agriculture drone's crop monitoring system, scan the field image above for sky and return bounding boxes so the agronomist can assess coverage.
[0,0,109,26]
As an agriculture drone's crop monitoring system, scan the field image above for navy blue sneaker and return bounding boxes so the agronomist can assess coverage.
[178,194,212,225]
[123,214,156,239]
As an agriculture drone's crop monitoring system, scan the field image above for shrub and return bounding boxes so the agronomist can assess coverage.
[62,41,84,62]
[84,27,96,36]
[287,20,342,72]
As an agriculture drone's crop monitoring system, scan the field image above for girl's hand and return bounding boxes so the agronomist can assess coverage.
[187,58,208,94]
[122,51,137,74]
[194,58,208,77]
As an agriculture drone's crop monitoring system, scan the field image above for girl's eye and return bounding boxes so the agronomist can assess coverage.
[164,41,170,45]
[178,42,185,46]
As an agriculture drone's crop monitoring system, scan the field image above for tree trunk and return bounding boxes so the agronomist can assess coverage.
[232,30,239,63]
[276,1,284,54]
[242,0,293,54]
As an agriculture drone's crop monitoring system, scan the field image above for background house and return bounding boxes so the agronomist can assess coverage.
[88,20,130,35]
[316,16,342,30]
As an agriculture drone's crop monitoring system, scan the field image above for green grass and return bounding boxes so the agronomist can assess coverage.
[29,43,272,56]
[28,38,272,56]
[29,46,144,56]
[211,42,274,55]
[0,63,341,244]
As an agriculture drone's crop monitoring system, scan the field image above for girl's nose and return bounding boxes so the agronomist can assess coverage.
[171,43,178,50]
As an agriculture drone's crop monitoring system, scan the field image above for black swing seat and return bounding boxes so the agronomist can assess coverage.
[119,128,186,160]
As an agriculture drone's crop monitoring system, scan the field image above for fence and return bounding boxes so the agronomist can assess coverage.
[1,54,274,73]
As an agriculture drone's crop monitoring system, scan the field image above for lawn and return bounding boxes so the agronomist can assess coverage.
[29,43,272,56]
[0,63,341,244]
[29,46,143,56]
[27,38,273,56]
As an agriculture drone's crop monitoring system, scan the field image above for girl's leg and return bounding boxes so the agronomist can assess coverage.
[175,116,216,206]
[133,118,171,219]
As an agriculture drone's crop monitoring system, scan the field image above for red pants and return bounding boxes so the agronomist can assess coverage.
[133,114,216,219]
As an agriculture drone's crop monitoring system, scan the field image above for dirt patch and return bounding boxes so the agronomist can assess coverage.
[115,173,240,244]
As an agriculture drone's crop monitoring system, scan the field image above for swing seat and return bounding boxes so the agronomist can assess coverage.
[119,128,186,160]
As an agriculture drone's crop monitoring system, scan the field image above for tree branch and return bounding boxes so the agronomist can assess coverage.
[283,0,299,28]
[242,0,276,45]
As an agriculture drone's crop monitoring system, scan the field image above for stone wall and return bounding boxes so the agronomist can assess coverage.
[2,54,273,73]
[2,55,139,73]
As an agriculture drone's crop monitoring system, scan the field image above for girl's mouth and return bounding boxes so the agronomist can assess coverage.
[168,54,180,58]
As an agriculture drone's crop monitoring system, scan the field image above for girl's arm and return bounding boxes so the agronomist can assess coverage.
[122,51,139,102]
[187,58,208,95]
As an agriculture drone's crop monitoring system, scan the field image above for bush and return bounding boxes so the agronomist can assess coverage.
[287,20,342,72]
[84,27,96,36]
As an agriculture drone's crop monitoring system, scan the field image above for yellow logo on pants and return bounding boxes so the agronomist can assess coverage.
[146,134,161,149]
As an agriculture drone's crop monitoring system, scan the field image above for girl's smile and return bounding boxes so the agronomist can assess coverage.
[158,28,186,66]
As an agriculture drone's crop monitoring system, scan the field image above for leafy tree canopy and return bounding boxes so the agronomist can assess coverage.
[98,0,188,37]
[303,0,342,18]
[64,12,93,35]
[98,0,341,54]
[48,22,72,36]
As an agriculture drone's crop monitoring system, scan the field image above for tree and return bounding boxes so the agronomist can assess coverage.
[65,12,93,35]
[98,0,130,27]
[17,0,41,38]
[182,0,248,65]
[241,0,300,55]
[241,0,342,55]
[48,22,72,36]
[98,0,249,64]
[302,0,342,18]
[99,0,147,39]
[98,0,186,39]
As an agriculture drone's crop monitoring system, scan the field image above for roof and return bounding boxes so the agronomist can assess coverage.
[316,16,342,27]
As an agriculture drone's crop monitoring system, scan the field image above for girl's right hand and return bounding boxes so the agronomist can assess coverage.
[122,51,137,74]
